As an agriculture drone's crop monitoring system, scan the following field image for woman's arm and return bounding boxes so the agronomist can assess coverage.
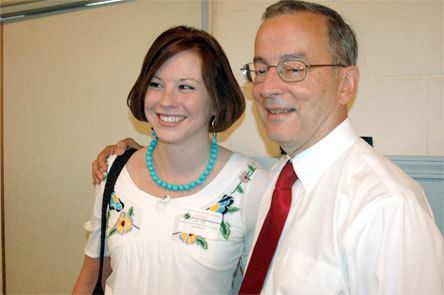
[72,256,112,294]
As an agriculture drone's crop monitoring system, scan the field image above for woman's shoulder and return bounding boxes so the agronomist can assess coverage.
[228,151,269,173]
[218,152,269,191]
[105,147,144,170]
[230,151,262,169]
[104,154,119,173]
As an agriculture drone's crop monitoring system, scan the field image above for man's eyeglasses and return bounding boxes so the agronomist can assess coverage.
[241,60,346,83]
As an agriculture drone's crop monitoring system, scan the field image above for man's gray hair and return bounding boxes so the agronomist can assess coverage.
[263,0,358,66]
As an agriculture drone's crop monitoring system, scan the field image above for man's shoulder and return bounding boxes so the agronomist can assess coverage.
[336,141,437,241]
[340,139,426,207]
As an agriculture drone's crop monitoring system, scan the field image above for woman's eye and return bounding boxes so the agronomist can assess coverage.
[178,84,195,90]
[149,81,162,88]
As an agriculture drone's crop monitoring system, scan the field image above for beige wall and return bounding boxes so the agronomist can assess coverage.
[3,1,201,293]
[1,0,443,293]
[0,22,3,294]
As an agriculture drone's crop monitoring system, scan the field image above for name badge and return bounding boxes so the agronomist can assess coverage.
[177,208,222,239]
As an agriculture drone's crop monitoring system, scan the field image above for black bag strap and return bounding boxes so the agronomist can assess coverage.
[93,148,136,295]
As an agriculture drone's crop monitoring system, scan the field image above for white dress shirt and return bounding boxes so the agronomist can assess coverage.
[252,119,443,295]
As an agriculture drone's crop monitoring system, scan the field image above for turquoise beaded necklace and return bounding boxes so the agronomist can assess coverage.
[145,131,218,192]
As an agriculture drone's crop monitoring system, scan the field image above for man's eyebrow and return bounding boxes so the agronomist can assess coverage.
[253,53,306,64]
[281,53,306,60]
[253,56,266,63]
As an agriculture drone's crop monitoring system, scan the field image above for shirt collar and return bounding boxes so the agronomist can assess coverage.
[290,119,358,193]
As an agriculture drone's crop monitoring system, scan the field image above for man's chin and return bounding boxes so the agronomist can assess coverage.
[266,129,292,147]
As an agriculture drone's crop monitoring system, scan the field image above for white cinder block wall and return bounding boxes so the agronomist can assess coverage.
[212,0,444,157]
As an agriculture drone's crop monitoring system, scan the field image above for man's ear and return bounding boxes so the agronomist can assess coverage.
[339,65,360,106]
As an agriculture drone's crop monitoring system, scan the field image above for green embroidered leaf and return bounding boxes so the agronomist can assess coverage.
[196,237,208,250]
[106,211,111,227]
[108,227,117,237]
[230,184,240,195]
[236,185,244,194]
[248,164,256,174]
[128,207,134,217]
[228,207,240,213]
[220,221,231,240]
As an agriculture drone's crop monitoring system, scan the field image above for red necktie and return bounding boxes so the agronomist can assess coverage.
[239,160,297,294]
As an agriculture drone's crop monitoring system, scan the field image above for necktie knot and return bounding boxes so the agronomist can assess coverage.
[276,160,297,189]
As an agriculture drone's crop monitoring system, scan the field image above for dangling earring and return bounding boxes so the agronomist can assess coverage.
[151,126,157,139]
[210,116,217,145]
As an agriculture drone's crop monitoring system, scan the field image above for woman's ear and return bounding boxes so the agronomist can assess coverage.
[339,65,360,106]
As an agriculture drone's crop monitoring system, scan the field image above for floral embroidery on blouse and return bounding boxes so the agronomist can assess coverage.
[107,206,139,237]
[109,192,124,211]
[233,164,256,194]
[177,164,257,249]
[179,233,208,250]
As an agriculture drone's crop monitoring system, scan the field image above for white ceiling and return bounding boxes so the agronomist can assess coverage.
[1,0,86,13]
[0,0,128,22]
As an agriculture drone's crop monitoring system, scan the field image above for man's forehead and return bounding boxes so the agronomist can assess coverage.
[256,11,328,43]
[254,12,329,63]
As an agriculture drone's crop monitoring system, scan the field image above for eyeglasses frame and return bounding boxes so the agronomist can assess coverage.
[241,59,346,83]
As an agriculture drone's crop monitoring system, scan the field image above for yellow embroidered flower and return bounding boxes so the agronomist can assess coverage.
[116,211,133,234]
[179,233,196,244]
[208,195,234,214]
[209,203,220,212]
[178,233,208,249]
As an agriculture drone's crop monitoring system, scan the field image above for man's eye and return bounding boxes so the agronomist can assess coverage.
[256,68,268,75]
[179,84,195,90]
[286,67,304,73]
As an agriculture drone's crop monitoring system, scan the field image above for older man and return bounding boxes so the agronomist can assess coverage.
[237,1,442,294]
[92,1,442,294]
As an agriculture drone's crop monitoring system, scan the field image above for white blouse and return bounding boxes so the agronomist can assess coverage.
[84,152,269,294]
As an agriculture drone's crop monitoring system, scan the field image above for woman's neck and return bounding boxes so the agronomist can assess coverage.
[152,137,212,182]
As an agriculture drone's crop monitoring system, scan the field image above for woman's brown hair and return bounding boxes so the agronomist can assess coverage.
[127,25,245,133]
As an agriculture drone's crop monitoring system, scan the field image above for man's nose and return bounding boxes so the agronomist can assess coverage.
[258,66,285,98]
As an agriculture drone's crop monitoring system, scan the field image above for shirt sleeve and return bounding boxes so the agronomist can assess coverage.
[343,198,443,295]
[84,155,118,258]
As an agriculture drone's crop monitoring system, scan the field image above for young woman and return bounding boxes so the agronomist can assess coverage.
[73,26,268,294]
